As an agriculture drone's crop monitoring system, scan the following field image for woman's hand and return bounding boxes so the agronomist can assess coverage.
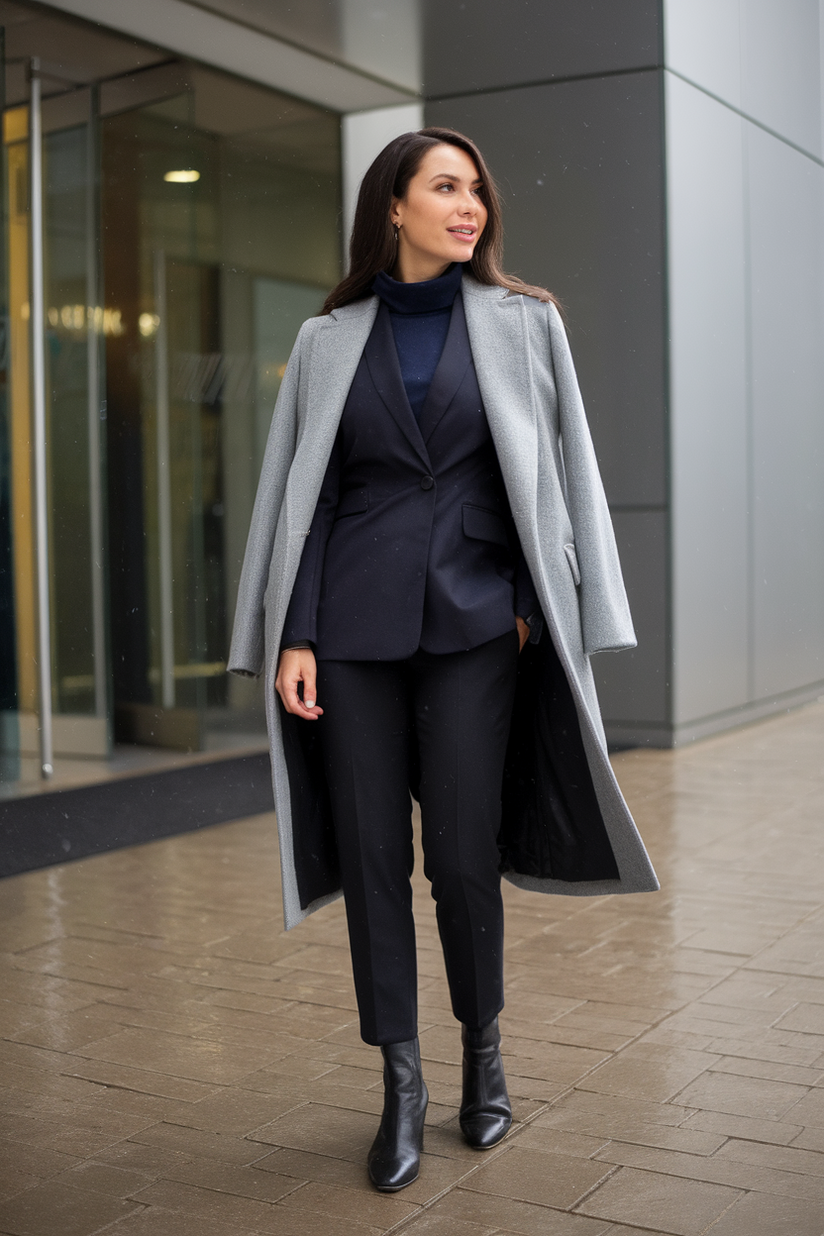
[275,648,324,720]
[516,616,529,652]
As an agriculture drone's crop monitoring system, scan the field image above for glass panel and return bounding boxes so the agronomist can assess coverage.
[3,107,35,778]
[44,114,106,720]
[0,48,18,781]
[101,71,340,749]
[2,84,109,779]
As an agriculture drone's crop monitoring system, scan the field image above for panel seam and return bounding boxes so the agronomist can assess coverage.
[665,66,824,168]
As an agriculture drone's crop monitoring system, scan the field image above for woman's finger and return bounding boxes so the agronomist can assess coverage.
[276,650,323,719]
[302,659,318,711]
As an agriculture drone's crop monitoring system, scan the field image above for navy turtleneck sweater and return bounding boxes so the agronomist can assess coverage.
[372,262,463,421]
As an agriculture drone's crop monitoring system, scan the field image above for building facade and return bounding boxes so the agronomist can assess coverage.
[0,0,822,786]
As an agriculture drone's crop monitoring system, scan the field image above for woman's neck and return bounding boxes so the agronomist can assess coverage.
[392,254,452,284]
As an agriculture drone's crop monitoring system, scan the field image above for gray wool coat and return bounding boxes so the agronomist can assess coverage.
[229,273,659,930]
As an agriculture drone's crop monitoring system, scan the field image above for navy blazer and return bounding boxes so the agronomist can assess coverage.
[282,293,537,660]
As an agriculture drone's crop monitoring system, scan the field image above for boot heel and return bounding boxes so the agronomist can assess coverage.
[368,1038,428,1191]
[459,1017,512,1150]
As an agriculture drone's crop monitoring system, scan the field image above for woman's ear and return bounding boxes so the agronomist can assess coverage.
[390,197,402,227]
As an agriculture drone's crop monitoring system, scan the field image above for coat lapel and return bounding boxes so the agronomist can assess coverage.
[288,298,379,529]
[364,304,430,467]
[306,298,379,441]
[462,278,539,534]
[418,293,473,445]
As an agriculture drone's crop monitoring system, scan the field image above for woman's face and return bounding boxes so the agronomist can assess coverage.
[390,143,488,282]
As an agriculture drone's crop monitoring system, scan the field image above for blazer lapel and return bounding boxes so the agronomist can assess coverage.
[462,278,539,532]
[364,304,430,467]
[418,293,473,445]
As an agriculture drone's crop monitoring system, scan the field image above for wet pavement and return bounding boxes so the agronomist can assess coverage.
[1,699,823,1236]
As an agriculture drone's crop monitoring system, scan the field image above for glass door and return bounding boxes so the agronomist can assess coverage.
[2,86,109,779]
[1,37,340,777]
[100,78,337,752]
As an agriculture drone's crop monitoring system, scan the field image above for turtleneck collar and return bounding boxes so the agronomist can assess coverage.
[372,262,463,315]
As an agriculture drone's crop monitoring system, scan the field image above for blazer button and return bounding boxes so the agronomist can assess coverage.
[420,475,434,490]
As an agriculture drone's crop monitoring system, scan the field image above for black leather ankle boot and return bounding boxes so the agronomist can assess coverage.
[459,1017,512,1149]
[367,1038,429,1191]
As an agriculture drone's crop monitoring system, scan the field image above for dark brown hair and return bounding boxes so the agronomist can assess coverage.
[321,126,557,315]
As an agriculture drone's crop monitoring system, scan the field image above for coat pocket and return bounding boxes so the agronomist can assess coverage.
[564,542,581,587]
[334,486,369,519]
[463,503,510,548]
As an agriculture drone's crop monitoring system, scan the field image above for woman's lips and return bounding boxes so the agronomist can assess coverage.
[447,226,477,242]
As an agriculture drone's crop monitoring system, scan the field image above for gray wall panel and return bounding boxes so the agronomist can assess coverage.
[423,0,660,98]
[741,0,822,158]
[426,73,667,508]
[665,74,750,724]
[748,124,824,698]
[821,0,824,148]
[593,510,669,728]
[663,0,741,108]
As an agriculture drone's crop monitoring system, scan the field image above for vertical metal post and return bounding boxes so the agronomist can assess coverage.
[29,59,53,779]
[154,249,175,710]
[86,85,107,720]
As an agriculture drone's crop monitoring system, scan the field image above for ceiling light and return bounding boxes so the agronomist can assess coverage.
[164,169,200,183]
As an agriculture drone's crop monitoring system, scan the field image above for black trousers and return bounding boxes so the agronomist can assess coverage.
[316,630,519,1046]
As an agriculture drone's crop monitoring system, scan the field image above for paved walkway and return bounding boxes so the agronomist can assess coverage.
[1,701,824,1236]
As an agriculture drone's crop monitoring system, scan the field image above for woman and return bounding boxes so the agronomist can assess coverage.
[230,127,658,1192]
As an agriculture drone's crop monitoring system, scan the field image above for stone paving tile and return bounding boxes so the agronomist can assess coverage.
[53,1162,158,1198]
[126,1178,303,1232]
[792,1126,824,1153]
[63,1058,219,1102]
[169,1082,307,1134]
[249,1101,377,1161]
[0,1180,141,1236]
[128,1121,273,1164]
[275,1177,418,1226]
[0,1169,41,1204]
[89,1142,194,1176]
[714,1135,824,1176]
[679,1108,803,1146]
[707,1053,824,1087]
[105,1205,374,1236]
[575,1165,741,1235]
[385,1213,498,1236]
[459,1145,615,1209]
[700,1189,824,1236]
[0,1138,80,1180]
[423,1186,616,1233]
[540,1088,695,1128]
[533,1108,725,1155]
[673,1070,810,1120]
[594,1139,824,1202]
[577,1045,719,1103]
[155,1157,302,1201]
[72,1025,284,1085]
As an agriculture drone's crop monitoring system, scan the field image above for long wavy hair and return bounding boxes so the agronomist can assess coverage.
[321,127,557,315]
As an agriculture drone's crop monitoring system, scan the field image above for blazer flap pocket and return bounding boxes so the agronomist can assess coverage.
[463,503,510,548]
[564,542,581,587]
[335,486,369,518]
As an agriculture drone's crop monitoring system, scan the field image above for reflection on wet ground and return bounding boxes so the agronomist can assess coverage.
[1,700,823,1235]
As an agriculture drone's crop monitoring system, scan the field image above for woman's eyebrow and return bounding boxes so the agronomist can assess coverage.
[427,172,483,185]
